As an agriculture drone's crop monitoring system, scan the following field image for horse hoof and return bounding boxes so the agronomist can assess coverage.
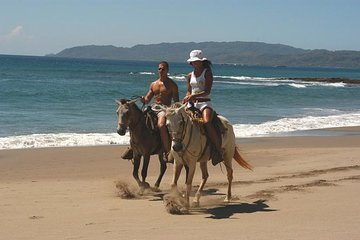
[192,201,200,208]
[184,204,190,211]
[139,182,150,189]
[224,197,231,203]
[142,182,151,189]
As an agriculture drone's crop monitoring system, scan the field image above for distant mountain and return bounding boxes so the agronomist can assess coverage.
[49,41,360,68]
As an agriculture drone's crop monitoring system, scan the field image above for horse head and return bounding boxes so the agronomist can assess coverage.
[116,98,138,135]
[164,103,187,152]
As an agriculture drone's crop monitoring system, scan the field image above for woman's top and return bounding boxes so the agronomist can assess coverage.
[188,68,212,110]
[190,68,210,98]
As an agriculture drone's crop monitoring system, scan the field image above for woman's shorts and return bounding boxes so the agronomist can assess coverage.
[188,101,213,111]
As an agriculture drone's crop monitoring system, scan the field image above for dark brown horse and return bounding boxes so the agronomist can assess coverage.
[116,98,167,189]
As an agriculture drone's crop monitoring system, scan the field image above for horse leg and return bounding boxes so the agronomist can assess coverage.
[184,163,196,209]
[132,154,142,187]
[154,154,167,189]
[140,154,150,189]
[171,161,183,191]
[224,159,233,202]
[193,161,209,207]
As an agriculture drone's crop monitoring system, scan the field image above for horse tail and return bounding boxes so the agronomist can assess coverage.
[233,146,253,171]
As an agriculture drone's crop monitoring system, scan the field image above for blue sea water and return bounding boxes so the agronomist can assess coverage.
[1,55,360,149]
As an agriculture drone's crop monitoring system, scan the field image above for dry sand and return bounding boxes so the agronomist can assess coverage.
[1,130,360,240]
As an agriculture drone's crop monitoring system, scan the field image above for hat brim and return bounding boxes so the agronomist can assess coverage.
[187,57,207,63]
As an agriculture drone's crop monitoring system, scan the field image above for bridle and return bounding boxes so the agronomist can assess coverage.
[117,96,144,133]
[168,111,188,143]
[168,108,206,159]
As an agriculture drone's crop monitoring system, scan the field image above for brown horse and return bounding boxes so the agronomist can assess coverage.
[116,98,167,189]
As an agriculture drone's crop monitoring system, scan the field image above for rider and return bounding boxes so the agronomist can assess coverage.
[122,61,179,161]
[141,61,179,160]
[182,50,223,166]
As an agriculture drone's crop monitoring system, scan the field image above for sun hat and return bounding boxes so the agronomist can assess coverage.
[187,50,207,63]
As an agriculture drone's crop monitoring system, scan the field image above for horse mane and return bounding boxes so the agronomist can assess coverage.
[166,102,185,116]
[128,101,143,116]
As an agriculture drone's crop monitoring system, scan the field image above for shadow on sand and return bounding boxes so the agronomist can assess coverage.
[146,188,276,218]
[199,200,277,219]
[150,187,226,202]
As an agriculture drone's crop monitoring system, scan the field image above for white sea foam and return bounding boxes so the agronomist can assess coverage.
[302,108,342,114]
[215,75,275,81]
[170,75,187,81]
[0,133,130,150]
[138,72,155,75]
[214,75,347,88]
[216,80,280,86]
[169,74,347,88]
[311,82,346,87]
[289,83,307,88]
[233,112,360,137]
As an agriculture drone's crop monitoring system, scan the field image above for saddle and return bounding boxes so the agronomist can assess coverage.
[143,106,172,157]
[185,106,227,136]
[143,106,159,133]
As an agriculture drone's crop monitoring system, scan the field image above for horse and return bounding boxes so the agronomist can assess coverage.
[116,98,167,189]
[163,103,252,209]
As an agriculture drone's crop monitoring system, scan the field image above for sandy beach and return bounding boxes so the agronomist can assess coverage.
[1,130,360,240]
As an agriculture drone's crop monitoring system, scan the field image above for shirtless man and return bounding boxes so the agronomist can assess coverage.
[141,61,179,156]
[122,61,178,161]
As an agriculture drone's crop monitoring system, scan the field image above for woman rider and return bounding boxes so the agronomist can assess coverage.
[183,50,223,165]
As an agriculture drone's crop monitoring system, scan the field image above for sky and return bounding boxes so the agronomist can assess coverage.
[1,0,359,56]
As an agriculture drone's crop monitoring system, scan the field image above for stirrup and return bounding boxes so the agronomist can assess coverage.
[121,147,133,160]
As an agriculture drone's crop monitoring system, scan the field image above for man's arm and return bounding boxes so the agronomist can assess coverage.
[142,82,155,104]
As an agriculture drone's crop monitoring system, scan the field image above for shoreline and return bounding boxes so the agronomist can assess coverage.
[1,125,360,151]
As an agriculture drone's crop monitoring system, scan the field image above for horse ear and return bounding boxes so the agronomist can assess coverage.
[115,99,122,105]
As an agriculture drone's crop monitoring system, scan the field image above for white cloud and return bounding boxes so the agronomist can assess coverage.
[9,25,24,37]
[0,25,36,54]
[0,25,30,42]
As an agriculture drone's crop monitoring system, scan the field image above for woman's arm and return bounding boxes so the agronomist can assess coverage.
[203,68,213,96]
[183,73,192,103]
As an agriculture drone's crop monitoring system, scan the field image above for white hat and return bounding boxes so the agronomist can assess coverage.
[187,50,207,63]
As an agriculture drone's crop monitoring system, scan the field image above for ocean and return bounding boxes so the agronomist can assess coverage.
[1,55,360,149]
